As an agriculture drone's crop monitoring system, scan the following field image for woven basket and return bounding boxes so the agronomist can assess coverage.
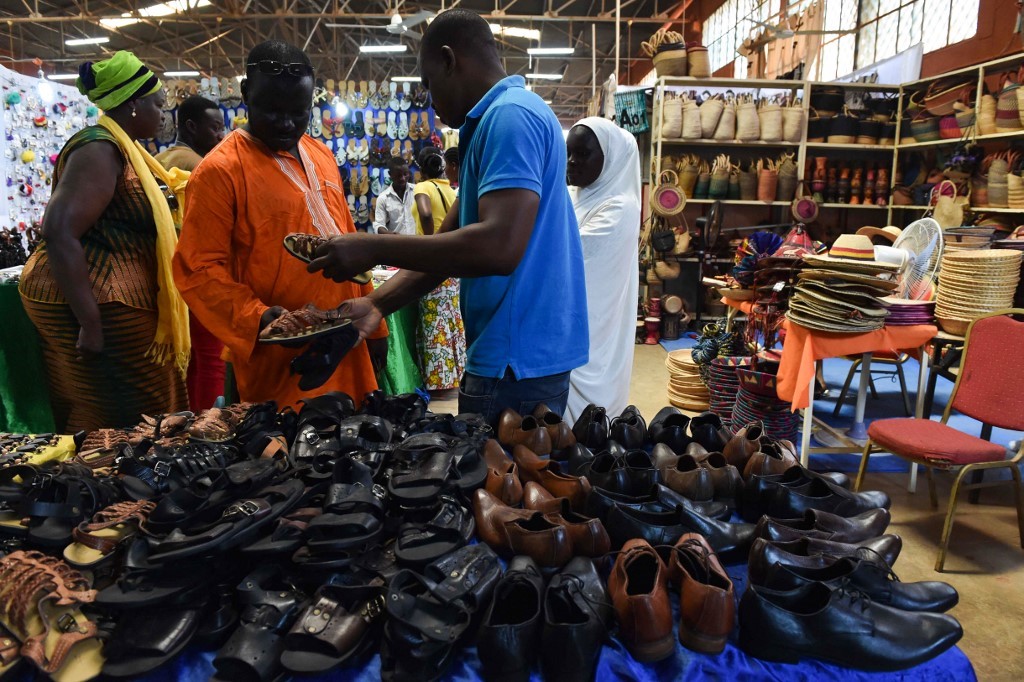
[713,101,736,140]
[938,114,961,139]
[699,97,725,139]
[681,99,702,139]
[757,170,778,203]
[679,164,699,197]
[827,135,856,144]
[776,172,797,202]
[738,170,757,200]
[978,93,998,135]
[709,171,730,199]
[759,102,783,142]
[661,96,683,138]
[655,259,682,280]
[694,172,711,199]
[651,170,687,217]
[955,107,976,133]
[653,46,688,77]
[736,100,760,141]
[782,105,804,143]
[996,73,1023,131]
[687,45,710,78]
[909,114,940,142]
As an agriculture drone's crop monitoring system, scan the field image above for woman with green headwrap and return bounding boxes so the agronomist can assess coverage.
[19,51,191,432]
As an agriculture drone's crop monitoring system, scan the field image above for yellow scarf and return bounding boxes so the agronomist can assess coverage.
[98,115,191,376]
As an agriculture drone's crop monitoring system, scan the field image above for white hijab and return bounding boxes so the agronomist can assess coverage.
[571,116,642,228]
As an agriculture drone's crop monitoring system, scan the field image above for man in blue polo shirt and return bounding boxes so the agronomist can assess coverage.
[308,8,589,423]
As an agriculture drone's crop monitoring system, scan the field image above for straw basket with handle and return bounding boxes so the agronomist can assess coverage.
[643,29,688,77]
[651,170,687,218]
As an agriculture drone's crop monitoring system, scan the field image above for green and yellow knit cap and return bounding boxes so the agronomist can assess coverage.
[77,51,161,111]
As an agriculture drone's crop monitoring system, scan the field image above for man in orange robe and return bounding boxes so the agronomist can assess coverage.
[173,40,386,409]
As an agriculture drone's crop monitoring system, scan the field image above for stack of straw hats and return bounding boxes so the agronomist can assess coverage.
[935,249,1022,335]
[665,350,710,411]
[787,234,900,333]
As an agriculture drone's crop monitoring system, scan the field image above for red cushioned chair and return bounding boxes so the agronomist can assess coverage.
[854,309,1024,572]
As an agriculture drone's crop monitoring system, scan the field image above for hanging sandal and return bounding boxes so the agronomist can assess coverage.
[63,500,155,568]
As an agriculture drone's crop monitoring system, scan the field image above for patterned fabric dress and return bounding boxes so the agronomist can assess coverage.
[411,178,466,390]
[19,126,187,431]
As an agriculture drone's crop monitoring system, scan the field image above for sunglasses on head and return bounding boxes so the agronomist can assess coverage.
[246,60,313,77]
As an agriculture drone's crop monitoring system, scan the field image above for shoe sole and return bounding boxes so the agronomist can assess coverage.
[626,634,675,662]
[678,621,727,654]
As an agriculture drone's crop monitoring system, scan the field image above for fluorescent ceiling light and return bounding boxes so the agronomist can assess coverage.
[46,74,79,81]
[101,0,211,29]
[359,44,407,54]
[526,73,562,81]
[489,23,541,41]
[164,70,201,77]
[65,37,110,46]
[391,76,421,82]
[527,47,574,56]
[542,99,553,104]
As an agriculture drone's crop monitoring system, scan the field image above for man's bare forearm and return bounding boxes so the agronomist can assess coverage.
[363,226,520,278]
[368,270,446,316]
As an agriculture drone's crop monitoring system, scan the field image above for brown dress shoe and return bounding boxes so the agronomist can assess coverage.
[483,439,523,506]
[522,482,610,557]
[532,403,576,454]
[472,489,572,567]
[744,440,799,481]
[697,452,742,502]
[498,409,552,455]
[667,533,734,654]
[608,538,674,662]
[724,421,763,469]
[658,453,716,503]
[512,445,592,512]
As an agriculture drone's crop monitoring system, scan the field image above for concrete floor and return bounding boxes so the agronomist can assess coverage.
[434,345,1024,679]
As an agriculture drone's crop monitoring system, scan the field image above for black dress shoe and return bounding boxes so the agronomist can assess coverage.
[478,556,545,682]
[648,407,692,453]
[581,453,626,494]
[755,508,891,545]
[769,468,891,519]
[585,487,662,523]
[609,405,647,450]
[748,536,902,586]
[655,484,729,521]
[567,444,596,477]
[621,450,660,496]
[608,504,755,564]
[572,405,608,450]
[738,582,962,671]
[761,556,959,613]
[542,557,613,682]
[689,412,729,452]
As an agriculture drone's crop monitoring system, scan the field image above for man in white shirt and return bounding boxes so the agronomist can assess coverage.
[373,157,416,234]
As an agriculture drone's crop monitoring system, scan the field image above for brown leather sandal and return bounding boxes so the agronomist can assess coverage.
[282,233,372,284]
[0,550,103,681]
[63,500,156,568]
[258,305,354,345]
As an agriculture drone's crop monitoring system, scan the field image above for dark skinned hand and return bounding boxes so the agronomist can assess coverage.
[307,234,377,283]
[76,323,104,361]
[258,305,311,349]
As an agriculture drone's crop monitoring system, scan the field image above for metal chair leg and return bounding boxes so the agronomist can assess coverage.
[925,465,939,509]
[896,362,912,416]
[935,464,972,572]
[1010,464,1024,550]
[832,359,860,418]
[854,439,873,492]
[969,425,994,505]
[868,375,879,400]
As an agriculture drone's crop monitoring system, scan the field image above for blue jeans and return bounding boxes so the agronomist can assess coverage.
[459,369,571,426]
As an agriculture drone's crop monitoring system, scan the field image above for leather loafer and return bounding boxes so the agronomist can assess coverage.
[697,452,742,504]
[655,484,729,521]
[483,439,523,506]
[523,483,610,557]
[607,503,755,564]
[761,555,959,613]
[657,454,717,507]
[472,489,572,567]
[743,441,799,480]
[585,487,663,523]
[609,405,647,450]
[498,410,552,455]
[738,581,963,671]
[571,404,609,450]
[647,406,692,453]
[477,556,545,682]
[755,507,891,545]
[608,539,674,662]
[513,446,592,512]
[689,412,730,452]
[723,421,763,470]
[666,533,734,654]
[532,403,576,454]
[748,537,902,586]
[542,557,613,682]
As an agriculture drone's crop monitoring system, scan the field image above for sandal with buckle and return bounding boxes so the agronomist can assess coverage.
[282,234,372,284]
[258,305,354,345]
[394,496,475,569]
[63,499,155,568]
[95,539,214,609]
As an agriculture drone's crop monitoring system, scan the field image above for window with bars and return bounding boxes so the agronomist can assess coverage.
[703,0,978,80]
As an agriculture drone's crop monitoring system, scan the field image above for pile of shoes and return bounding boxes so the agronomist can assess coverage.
[0,395,965,679]
[788,234,900,333]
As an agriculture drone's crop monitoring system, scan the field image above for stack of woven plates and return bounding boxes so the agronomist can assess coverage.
[707,356,752,429]
[665,350,710,411]
[880,297,936,326]
[935,249,1022,335]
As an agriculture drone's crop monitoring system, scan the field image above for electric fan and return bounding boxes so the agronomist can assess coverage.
[891,218,943,300]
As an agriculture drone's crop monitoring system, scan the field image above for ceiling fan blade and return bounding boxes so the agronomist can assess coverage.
[405,30,423,41]
[401,10,435,29]
[324,23,390,29]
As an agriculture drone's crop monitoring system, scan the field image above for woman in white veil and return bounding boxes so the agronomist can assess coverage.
[564,117,641,422]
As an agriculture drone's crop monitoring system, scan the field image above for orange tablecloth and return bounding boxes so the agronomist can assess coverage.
[721,297,937,410]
